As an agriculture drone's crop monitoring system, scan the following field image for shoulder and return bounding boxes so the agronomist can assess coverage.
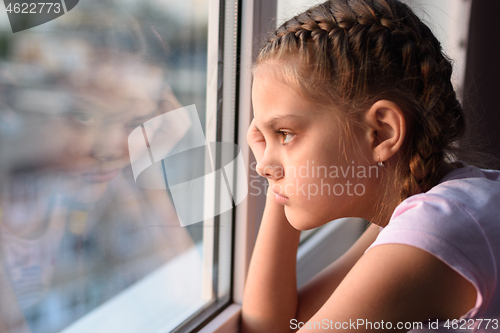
[373,165,499,274]
[387,164,500,234]
[367,164,500,319]
[429,163,500,208]
[427,165,500,215]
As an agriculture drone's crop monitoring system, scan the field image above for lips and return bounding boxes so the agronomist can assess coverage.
[82,169,121,183]
[272,185,289,205]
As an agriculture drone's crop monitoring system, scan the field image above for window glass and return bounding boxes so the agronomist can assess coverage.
[0,1,232,332]
[277,0,324,26]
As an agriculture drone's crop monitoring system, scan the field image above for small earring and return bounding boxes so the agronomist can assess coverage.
[377,156,384,167]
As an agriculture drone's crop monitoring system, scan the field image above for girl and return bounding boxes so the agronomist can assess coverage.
[242,0,500,332]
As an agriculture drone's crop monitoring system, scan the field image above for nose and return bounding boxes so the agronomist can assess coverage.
[92,125,127,162]
[256,154,283,181]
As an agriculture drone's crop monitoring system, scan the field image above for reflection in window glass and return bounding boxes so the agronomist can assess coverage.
[0,1,220,332]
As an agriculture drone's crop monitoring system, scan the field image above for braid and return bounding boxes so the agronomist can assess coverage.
[400,22,465,199]
[257,0,465,201]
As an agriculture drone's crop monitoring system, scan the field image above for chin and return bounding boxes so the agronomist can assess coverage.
[67,179,112,204]
[284,207,329,231]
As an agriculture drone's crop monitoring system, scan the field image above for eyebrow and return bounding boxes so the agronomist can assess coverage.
[257,115,304,131]
[130,109,160,123]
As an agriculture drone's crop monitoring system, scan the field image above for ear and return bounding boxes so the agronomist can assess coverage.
[364,100,406,165]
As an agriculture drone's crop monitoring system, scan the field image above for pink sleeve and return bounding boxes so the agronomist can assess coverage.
[367,193,496,319]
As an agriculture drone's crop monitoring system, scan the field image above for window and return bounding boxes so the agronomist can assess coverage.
[0,0,239,332]
[0,0,473,332]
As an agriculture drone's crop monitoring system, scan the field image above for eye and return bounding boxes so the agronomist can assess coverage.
[278,130,295,144]
[70,112,95,126]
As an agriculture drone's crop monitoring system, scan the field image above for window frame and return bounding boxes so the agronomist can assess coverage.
[170,0,241,331]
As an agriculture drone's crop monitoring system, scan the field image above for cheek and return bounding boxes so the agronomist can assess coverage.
[285,197,343,230]
[66,128,95,155]
[286,175,363,223]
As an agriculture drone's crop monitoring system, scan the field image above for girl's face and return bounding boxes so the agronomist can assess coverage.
[49,56,166,202]
[252,70,379,230]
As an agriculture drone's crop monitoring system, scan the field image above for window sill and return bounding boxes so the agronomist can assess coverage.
[198,304,241,333]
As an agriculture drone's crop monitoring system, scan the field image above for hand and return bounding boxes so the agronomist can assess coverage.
[247,118,266,164]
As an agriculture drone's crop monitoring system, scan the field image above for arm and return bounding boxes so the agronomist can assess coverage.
[296,244,477,332]
[241,211,380,333]
[241,187,302,333]
[241,118,301,333]
[295,223,380,323]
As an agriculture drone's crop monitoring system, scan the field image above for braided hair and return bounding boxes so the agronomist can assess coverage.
[257,0,465,202]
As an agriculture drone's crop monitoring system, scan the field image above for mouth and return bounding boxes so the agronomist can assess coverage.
[272,186,289,205]
[82,169,121,183]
